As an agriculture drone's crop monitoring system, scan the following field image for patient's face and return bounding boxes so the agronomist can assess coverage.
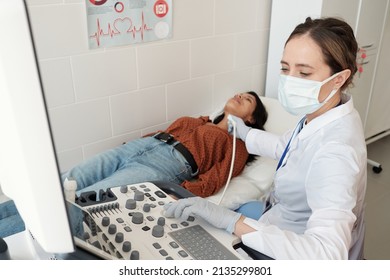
[224,93,256,124]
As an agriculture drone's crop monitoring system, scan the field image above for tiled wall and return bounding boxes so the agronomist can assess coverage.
[26,0,272,172]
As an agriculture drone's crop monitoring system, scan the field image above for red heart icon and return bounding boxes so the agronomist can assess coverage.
[114,17,133,34]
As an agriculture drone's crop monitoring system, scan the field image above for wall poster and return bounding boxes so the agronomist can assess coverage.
[86,0,172,49]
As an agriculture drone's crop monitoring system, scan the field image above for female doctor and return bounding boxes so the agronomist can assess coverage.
[164,17,367,260]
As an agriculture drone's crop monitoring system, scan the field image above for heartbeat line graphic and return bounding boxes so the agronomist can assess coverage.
[89,12,153,47]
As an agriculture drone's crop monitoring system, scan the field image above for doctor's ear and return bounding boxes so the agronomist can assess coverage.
[334,69,351,89]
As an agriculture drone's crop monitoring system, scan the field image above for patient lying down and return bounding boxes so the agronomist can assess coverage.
[62,91,268,198]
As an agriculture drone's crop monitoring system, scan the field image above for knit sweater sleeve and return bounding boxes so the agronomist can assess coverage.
[181,140,248,197]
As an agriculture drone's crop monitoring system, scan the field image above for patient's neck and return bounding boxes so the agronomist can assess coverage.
[216,117,229,131]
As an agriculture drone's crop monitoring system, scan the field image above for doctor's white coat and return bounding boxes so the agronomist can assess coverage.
[243,94,367,259]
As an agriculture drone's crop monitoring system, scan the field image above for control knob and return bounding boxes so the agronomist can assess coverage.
[125,199,136,210]
[152,225,164,238]
[132,212,144,224]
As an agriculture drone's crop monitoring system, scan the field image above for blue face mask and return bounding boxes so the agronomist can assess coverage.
[278,72,340,116]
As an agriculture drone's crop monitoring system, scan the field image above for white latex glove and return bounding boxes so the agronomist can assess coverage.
[163,197,241,234]
[228,115,251,141]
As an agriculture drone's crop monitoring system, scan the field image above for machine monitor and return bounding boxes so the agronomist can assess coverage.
[0,0,75,254]
[0,0,248,261]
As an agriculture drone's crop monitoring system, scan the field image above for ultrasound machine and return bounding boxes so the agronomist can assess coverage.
[65,181,244,260]
[0,0,249,260]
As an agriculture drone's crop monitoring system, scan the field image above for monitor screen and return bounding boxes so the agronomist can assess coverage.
[0,0,74,254]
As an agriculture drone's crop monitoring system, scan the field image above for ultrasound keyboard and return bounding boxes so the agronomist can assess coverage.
[169,225,239,260]
[73,182,242,260]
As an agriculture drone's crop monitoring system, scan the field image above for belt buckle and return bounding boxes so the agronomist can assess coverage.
[191,168,199,177]
[157,132,174,144]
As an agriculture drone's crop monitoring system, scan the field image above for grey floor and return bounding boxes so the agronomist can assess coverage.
[364,134,390,259]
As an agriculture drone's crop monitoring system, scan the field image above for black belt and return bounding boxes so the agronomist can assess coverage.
[153,132,198,176]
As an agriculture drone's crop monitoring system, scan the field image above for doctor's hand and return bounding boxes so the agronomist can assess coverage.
[163,197,241,234]
[228,115,251,141]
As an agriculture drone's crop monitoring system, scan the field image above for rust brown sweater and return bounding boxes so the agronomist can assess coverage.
[158,116,249,197]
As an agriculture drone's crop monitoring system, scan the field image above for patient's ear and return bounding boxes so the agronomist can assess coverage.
[245,116,255,126]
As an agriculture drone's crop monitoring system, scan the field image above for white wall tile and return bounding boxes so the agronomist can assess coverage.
[23,1,270,166]
[72,49,137,101]
[235,30,269,69]
[172,0,214,40]
[28,4,88,59]
[141,122,171,137]
[215,0,258,35]
[213,69,254,108]
[251,64,267,96]
[40,58,75,108]
[0,191,10,204]
[27,0,62,5]
[257,0,272,30]
[110,87,166,135]
[167,77,213,121]
[57,148,84,173]
[137,42,190,88]
[191,36,235,77]
[65,0,83,3]
[49,99,112,151]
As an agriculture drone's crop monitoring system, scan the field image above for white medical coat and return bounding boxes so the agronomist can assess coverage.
[243,94,367,259]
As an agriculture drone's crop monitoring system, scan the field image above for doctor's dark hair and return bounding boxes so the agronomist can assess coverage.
[286,17,358,91]
[213,91,268,131]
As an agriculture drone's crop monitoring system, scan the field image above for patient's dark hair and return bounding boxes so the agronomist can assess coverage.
[246,91,268,131]
[213,91,268,163]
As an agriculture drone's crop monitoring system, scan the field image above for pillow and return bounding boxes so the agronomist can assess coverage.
[207,156,277,210]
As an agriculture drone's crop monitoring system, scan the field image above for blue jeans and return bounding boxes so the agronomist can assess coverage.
[0,200,25,238]
[62,137,194,196]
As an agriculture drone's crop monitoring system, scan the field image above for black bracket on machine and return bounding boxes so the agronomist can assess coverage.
[75,188,117,207]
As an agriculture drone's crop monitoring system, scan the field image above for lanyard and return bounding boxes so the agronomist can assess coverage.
[276,116,306,171]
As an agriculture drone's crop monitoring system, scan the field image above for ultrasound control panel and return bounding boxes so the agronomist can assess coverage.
[74,182,243,260]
